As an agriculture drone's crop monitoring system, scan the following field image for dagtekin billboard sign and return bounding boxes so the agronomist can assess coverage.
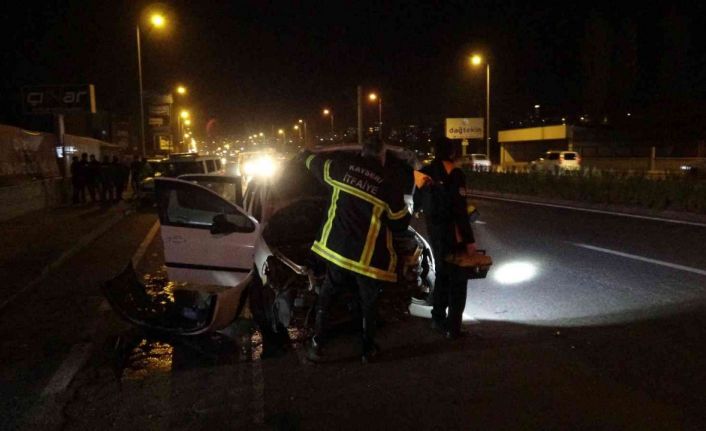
[21,84,96,115]
[445,117,484,140]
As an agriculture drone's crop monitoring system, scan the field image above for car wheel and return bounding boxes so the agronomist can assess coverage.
[248,269,291,355]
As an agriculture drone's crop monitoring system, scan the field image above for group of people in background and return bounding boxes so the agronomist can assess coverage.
[70,153,130,205]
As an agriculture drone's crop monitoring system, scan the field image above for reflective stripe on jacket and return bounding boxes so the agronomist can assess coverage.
[306,153,411,282]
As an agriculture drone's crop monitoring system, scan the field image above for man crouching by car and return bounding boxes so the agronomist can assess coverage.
[300,136,412,364]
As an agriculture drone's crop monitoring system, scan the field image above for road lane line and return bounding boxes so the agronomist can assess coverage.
[573,243,706,277]
[132,220,160,267]
[41,219,158,399]
[0,212,124,313]
[41,343,92,396]
[470,194,706,228]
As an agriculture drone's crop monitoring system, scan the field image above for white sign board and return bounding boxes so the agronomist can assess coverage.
[445,118,484,139]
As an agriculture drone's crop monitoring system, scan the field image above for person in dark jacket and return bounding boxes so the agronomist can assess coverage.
[112,156,129,201]
[130,156,142,196]
[303,137,412,363]
[70,156,86,204]
[417,137,477,339]
[86,154,101,203]
[99,156,114,203]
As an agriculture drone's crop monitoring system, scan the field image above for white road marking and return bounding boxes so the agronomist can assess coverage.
[470,194,706,228]
[40,219,160,401]
[132,220,160,267]
[41,343,92,396]
[474,220,487,225]
[573,243,706,277]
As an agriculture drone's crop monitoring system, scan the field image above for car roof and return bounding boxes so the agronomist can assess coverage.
[167,153,221,161]
[177,173,238,181]
[310,143,421,169]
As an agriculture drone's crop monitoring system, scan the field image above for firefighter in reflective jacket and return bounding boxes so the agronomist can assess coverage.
[302,138,412,363]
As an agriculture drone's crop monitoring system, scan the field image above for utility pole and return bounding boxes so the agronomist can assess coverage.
[486,63,490,159]
[136,25,146,157]
[357,85,363,145]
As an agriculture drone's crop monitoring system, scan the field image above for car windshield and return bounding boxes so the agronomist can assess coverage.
[546,153,560,160]
[188,179,241,205]
[563,153,577,160]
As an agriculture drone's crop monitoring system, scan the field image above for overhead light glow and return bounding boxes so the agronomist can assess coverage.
[150,14,166,27]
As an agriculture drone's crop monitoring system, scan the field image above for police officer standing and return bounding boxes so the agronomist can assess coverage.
[303,137,412,363]
[418,137,476,339]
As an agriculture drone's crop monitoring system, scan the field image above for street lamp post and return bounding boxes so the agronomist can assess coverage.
[368,93,382,139]
[322,109,334,135]
[470,54,490,159]
[298,119,307,147]
[174,85,188,152]
[136,13,166,158]
[278,129,286,151]
[293,124,302,147]
[177,110,189,155]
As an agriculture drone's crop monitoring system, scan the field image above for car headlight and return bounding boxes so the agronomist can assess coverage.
[243,161,255,175]
[256,156,277,177]
[243,156,279,177]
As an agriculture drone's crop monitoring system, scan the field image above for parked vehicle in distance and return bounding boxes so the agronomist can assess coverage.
[530,150,581,172]
[137,154,225,204]
[163,153,226,177]
[458,153,491,172]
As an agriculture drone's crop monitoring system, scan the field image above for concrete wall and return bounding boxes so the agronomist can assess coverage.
[0,178,67,222]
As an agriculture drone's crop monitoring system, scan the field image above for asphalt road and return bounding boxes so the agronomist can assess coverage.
[464,196,706,326]
[5,198,706,430]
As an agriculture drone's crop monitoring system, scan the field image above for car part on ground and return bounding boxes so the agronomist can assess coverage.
[101,262,247,335]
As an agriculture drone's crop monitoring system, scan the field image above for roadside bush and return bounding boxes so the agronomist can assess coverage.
[464,169,706,214]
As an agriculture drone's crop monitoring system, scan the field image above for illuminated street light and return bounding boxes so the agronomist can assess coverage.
[259,132,264,137]
[297,119,308,146]
[368,93,382,138]
[150,14,166,27]
[180,110,190,119]
[184,119,191,126]
[136,11,168,156]
[176,85,187,95]
[293,124,303,142]
[470,53,491,159]
[278,128,286,150]
[322,108,334,134]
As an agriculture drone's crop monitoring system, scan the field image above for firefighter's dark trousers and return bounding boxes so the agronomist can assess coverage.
[314,263,382,351]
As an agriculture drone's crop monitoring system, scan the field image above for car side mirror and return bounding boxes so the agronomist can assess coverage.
[211,214,239,235]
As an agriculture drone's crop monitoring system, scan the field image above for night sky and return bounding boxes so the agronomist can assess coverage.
[3,1,706,138]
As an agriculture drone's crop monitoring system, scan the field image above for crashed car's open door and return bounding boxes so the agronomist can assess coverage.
[155,178,259,287]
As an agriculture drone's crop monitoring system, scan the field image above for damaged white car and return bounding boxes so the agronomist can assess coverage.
[102,145,437,338]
